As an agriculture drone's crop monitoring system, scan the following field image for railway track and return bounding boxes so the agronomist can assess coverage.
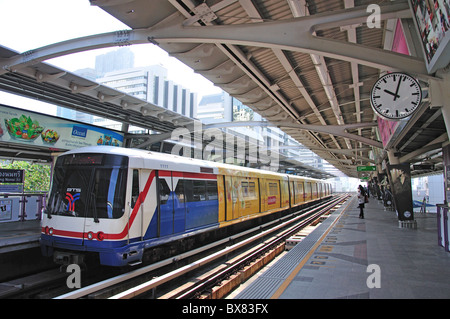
[53,194,350,299]
[146,194,350,299]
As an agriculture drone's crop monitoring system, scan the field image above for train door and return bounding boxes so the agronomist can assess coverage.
[259,178,266,212]
[313,182,318,199]
[158,171,173,237]
[224,176,233,221]
[130,168,153,241]
[172,173,186,233]
[217,176,226,222]
[305,182,312,202]
[231,177,241,219]
[289,180,295,206]
[158,171,186,237]
[297,181,304,204]
[130,169,141,242]
[281,179,289,209]
[267,180,280,209]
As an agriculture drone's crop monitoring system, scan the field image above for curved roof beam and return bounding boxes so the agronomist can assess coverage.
[146,2,426,76]
[205,121,383,149]
[0,2,428,78]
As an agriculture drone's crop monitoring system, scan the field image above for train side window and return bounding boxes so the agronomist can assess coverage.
[159,179,171,205]
[184,180,194,202]
[184,180,207,202]
[249,182,256,198]
[193,180,207,201]
[242,181,249,197]
[131,169,139,208]
[206,181,218,200]
[297,182,303,195]
[269,182,278,196]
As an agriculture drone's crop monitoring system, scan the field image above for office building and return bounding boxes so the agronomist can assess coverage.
[97,65,197,119]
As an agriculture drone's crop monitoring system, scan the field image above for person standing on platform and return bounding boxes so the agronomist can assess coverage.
[357,185,366,219]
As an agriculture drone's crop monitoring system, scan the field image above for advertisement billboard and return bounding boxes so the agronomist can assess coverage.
[0,104,124,150]
[376,19,409,147]
[410,0,450,73]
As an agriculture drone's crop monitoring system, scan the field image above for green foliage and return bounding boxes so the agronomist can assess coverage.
[0,161,50,192]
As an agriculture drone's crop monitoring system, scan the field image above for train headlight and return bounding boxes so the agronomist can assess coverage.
[48,227,53,235]
[87,231,94,240]
[97,231,105,241]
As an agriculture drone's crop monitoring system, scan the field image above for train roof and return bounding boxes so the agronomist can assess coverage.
[61,146,218,175]
[60,146,327,182]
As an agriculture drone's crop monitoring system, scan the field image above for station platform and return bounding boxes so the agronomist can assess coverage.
[0,219,41,253]
[235,195,450,299]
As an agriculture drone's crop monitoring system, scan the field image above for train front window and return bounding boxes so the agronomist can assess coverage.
[47,154,128,220]
[47,167,90,217]
[92,168,127,219]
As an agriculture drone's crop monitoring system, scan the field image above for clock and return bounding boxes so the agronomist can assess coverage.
[370,72,422,120]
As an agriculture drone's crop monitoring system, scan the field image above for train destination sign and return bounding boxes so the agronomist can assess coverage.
[357,166,376,172]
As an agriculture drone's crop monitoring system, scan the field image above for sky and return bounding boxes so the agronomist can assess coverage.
[0,0,221,102]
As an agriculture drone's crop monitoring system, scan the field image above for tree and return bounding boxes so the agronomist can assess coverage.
[0,161,50,192]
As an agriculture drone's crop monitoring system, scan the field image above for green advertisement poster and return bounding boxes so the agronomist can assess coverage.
[0,104,124,150]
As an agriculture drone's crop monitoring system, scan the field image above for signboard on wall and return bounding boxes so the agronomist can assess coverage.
[0,104,124,150]
[0,169,23,183]
[410,0,450,73]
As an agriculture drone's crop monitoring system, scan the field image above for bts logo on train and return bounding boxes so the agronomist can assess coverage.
[40,146,332,267]
[65,188,81,212]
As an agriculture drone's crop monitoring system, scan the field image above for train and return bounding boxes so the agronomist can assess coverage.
[40,146,332,267]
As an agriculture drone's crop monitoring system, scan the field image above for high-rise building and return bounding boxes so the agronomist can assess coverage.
[95,48,134,78]
[197,92,232,123]
[97,65,197,119]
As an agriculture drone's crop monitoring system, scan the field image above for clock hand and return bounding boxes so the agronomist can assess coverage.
[393,76,402,101]
[383,89,400,99]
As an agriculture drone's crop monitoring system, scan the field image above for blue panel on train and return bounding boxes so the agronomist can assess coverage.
[185,200,219,230]
[174,193,186,233]
[160,193,186,236]
[160,193,175,237]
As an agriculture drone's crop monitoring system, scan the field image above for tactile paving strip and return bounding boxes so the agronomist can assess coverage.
[235,198,352,299]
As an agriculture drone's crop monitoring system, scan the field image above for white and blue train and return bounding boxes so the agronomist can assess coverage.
[40,146,332,266]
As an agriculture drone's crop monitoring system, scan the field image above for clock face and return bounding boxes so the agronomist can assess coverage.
[370,73,422,120]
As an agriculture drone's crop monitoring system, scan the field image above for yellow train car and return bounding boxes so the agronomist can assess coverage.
[216,162,331,228]
[216,163,287,227]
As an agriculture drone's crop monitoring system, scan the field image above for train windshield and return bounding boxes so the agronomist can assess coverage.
[46,153,128,220]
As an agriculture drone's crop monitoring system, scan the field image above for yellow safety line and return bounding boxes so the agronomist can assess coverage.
[270,196,355,299]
